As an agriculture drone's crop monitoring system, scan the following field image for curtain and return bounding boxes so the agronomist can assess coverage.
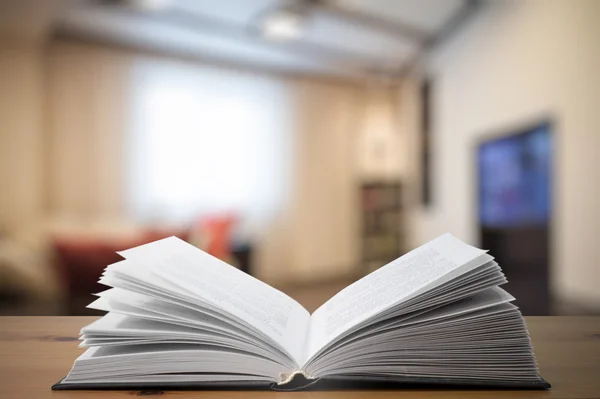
[46,40,361,283]
[46,41,132,223]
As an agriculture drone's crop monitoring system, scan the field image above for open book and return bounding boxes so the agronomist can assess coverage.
[53,233,549,390]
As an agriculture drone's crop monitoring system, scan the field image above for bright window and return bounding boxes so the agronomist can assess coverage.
[128,59,291,234]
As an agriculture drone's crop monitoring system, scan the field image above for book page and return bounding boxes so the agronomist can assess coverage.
[304,233,486,363]
[80,312,296,369]
[117,237,310,366]
[319,287,515,353]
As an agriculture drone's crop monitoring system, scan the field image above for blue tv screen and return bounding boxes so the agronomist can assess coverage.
[478,123,552,228]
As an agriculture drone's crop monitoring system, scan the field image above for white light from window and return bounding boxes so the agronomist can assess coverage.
[128,59,291,233]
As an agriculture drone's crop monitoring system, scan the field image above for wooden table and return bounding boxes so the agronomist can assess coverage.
[0,316,598,398]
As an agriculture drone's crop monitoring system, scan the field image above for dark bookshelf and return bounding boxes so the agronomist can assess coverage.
[361,181,405,273]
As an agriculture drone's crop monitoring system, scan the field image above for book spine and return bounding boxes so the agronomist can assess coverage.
[277,370,315,385]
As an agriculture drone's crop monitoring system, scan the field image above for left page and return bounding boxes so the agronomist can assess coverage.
[116,237,310,367]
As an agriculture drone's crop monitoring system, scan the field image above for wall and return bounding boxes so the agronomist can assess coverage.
[1,38,400,286]
[45,40,365,284]
[357,86,405,181]
[400,0,600,307]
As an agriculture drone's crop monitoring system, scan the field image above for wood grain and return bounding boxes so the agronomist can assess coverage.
[0,316,598,398]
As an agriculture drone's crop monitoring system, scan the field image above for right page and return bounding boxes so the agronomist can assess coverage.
[304,233,487,364]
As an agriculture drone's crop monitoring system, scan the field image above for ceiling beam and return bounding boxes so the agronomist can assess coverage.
[313,0,431,45]
[85,4,381,75]
[50,29,367,85]
[397,0,482,79]
[425,0,482,49]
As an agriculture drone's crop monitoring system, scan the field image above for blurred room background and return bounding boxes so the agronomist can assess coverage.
[0,0,598,316]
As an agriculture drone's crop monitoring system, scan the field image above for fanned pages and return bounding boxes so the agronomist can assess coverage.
[55,233,549,390]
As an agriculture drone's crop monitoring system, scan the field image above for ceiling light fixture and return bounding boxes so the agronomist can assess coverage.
[126,0,173,12]
[260,6,309,42]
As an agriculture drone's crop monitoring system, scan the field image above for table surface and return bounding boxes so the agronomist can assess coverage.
[0,316,598,398]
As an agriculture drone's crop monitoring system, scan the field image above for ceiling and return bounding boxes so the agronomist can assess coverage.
[53,0,477,81]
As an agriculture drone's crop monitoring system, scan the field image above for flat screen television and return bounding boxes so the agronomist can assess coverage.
[477,122,552,228]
